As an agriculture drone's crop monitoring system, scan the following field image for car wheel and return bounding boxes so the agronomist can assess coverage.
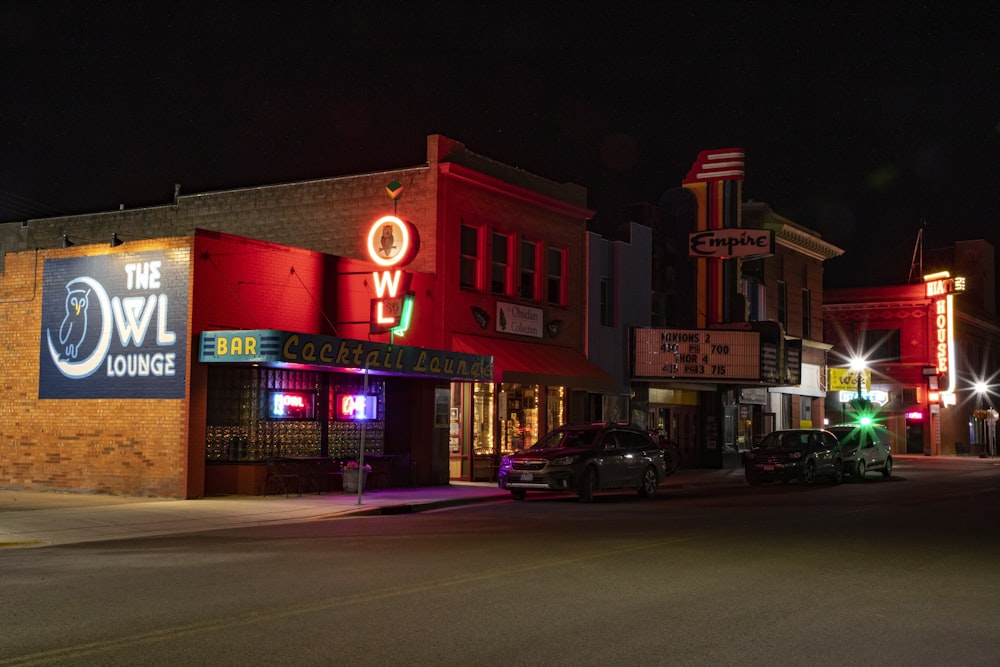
[856,459,867,481]
[802,459,817,485]
[578,466,598,503]
[882,456,893,478]
[510,489,526,501]
[745,468,761,486]
[638,466,658,497]
[831,459,844,485]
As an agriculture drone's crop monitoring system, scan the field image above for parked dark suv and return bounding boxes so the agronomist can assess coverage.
[745,428,844,485]
[497,423,667,502]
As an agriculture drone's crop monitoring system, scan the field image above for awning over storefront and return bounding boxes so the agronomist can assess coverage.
[452,334,615,392]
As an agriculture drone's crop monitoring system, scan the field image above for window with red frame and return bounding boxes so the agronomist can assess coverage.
[460,224,480,289]
[520,239,537,300]
[547,246,566,305]
[492,231,510,295]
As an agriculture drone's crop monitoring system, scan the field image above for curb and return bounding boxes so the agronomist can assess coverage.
[340,494,508,517]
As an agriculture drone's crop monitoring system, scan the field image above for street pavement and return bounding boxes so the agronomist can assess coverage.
[0,468,747,549]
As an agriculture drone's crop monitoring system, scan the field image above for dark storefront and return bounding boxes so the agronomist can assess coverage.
[198,329,493,494]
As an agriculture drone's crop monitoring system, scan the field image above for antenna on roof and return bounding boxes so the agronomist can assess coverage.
[908,219,926,284]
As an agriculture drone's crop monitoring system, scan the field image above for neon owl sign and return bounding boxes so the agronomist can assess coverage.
[366,215,418,335]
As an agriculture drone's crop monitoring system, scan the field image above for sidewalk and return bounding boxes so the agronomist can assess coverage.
[0,468,747,549]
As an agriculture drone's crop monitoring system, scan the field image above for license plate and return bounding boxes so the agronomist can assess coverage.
[763,465,775,472]
[519,472,534,481]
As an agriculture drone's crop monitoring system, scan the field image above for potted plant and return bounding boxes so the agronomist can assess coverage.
[342,460,372,492]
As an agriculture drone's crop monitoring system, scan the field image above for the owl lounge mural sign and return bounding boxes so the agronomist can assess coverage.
[366,215,419,335]
[39,249,189,399]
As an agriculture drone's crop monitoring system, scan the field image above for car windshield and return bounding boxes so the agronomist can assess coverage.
[528,428,599,451]
[828,428,859,445]
[758,431,814,450]
[829,425,881,447]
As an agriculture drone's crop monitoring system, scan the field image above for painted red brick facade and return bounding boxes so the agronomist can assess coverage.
[1,136,598,497]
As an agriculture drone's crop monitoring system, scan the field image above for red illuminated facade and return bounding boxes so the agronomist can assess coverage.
[823,240,1000,456]
[0,136,610,497]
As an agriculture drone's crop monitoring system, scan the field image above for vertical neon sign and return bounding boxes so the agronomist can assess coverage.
[924,272,965,407]
[366,215,418,335]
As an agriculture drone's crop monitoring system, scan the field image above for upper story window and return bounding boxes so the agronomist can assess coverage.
[801,288,811,339]
[862,328,901,363]
[777,280,787,329]
[600,277,614,326]
[460,224,480,290]
[741,277,766,321]
[520,239,537,300]
[491,232,510,295]
[547,246,566,305]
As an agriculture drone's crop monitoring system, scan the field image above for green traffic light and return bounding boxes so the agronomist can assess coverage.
[859,415,873,426]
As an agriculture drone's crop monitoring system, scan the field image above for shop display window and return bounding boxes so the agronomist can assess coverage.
[205,367,385,461]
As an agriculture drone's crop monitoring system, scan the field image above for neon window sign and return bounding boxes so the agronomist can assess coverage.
[335,393,379,421]
[268,391,316,420]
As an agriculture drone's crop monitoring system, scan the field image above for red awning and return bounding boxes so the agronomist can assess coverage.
[452,334,615,391]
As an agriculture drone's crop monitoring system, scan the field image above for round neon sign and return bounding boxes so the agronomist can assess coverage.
[366,215,414,267]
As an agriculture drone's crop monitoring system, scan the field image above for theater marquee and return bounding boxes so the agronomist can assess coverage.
[633,328,761,381]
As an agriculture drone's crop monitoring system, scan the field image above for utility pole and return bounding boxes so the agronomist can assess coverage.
[908,220,926,284]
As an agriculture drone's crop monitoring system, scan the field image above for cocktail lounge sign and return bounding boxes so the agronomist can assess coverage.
[199,329,494,382]
[39,249,190,399]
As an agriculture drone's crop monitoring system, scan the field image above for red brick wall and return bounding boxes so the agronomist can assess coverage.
[0,238,193,497]
[435,164,591,352]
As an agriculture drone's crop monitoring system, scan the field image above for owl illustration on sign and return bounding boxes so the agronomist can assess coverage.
[59,285,91,360]
[379,223,397,259]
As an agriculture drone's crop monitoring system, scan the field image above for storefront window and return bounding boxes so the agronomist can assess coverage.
[328,380,385,460]
[546,386,564,432]
[500,383,538,453]
[452,382,564,481]
[472,382,495,456]
[205,367,384,461]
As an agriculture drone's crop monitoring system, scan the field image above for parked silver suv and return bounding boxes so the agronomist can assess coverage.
[827,423,893,480]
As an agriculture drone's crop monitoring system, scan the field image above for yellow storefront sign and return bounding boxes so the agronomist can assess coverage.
[828,368,870,392]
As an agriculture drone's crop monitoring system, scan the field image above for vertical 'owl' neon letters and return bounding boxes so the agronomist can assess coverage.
[366,215,415,333]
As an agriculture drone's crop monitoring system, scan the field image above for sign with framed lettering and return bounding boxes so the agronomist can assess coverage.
[633,328,761,381]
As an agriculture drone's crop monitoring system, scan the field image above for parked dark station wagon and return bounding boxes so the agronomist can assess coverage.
[745,428,844,486]
[498,422,668,502]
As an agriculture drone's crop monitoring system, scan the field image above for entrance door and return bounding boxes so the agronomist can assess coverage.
[905,417,924,454]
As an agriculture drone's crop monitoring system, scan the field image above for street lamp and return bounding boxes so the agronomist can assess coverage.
[973,380,988,404]
[849,356,867,400]
[971,381,996,458]
[849,356,873,426]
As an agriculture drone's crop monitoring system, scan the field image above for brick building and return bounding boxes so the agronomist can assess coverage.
[824,239,1000,456]
[0,135,611,497]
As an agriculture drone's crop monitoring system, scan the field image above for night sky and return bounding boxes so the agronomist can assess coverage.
[3,1,998,288]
